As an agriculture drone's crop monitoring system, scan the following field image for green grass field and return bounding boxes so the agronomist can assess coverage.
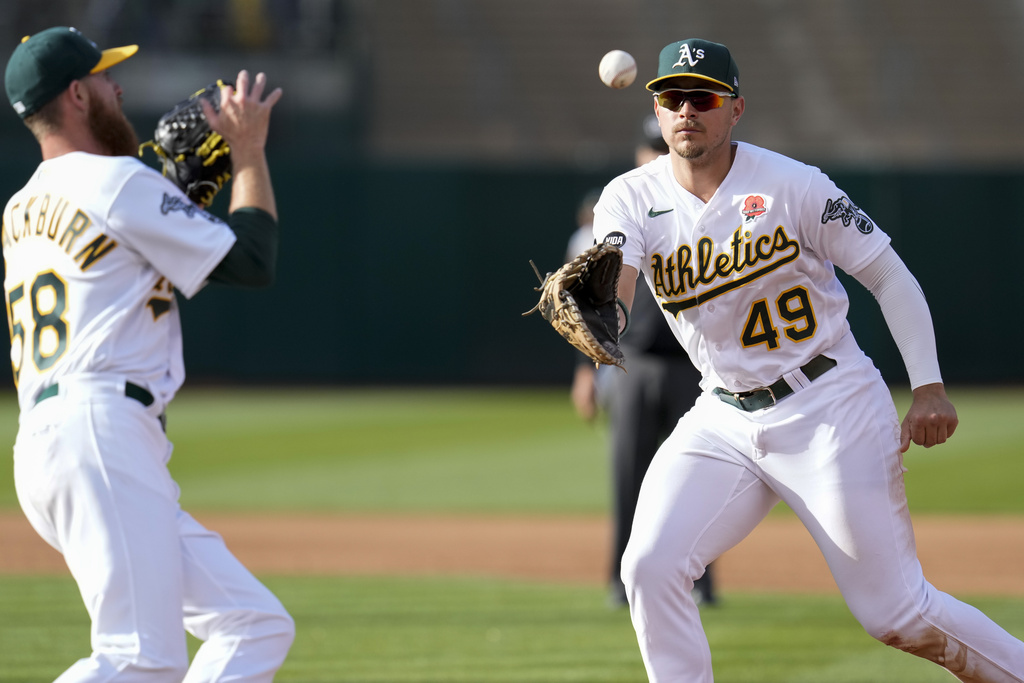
[4,574,1021,682]
[0,385,1022,682]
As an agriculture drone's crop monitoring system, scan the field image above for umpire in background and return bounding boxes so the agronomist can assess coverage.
[571,116,716,608]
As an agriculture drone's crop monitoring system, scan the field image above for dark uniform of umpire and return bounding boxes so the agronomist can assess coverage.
[606,271,717,607]
[574,116,718,607]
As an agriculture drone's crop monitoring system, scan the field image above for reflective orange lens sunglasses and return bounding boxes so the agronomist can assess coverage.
[654,88,737,113]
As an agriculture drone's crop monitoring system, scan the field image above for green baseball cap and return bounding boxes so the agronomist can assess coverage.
[5,26,138,119]
[645,39,739,95]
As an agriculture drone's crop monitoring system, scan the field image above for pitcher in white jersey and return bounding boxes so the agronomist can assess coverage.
[591,38,1024,682]
[2,27,294,681]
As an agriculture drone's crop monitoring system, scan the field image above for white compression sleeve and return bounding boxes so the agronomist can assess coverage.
[847,246,943,389]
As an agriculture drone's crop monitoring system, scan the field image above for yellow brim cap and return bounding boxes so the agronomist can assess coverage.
[646,73,732,93]
[91,45,139,74]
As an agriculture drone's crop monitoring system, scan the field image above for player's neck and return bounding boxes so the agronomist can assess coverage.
[670,142,737,204]
[40,132,114,160]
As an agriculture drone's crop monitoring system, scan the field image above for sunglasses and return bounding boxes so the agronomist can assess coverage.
[654,88,737,113]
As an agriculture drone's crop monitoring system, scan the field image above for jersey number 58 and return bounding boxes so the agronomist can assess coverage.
[6,271,69,386]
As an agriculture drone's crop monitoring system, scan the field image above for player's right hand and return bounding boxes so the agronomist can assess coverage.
[201,70,283,159]
[899,382,958,452]
[203,70,284,218]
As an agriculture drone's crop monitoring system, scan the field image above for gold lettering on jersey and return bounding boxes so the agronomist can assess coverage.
[58,211,90,253]
[146,277,174,320]
[36,195,69,240]
[2,197,118,272]
[653,225,800,316]
[73,235,117,271]
[49,198,69,239]
[23,197,37,237]
[3,204,14,246]
[34,195,47,235]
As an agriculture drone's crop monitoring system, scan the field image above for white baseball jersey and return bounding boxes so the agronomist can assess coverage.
[2,152,236,412]
[593,142,890,393]
[604,142,1024,682]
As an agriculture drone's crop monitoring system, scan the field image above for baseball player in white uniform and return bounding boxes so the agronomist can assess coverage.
[593,38,1024,682]
[3,27,294,681]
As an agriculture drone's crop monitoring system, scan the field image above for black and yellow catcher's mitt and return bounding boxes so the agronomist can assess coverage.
[139,81,232,207]
[524,243,628,369]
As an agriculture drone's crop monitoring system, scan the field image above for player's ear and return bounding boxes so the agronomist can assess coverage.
[63,80,91,116]
[730,96,745,126]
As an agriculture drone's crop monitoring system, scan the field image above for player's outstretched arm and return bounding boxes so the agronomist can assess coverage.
[847,246,957,451]
[201,70,283,219]
[900,382,959,452]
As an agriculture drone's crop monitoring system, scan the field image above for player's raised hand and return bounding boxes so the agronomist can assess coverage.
[200,71,283,217]
[899,382,958,452]
[201,70,283,158]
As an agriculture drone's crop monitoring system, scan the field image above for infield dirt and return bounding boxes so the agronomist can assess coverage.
[1,512,1022,595]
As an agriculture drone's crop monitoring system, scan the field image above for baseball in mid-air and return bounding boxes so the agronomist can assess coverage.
[598,50,637,89]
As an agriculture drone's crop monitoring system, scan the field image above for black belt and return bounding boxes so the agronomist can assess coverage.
[35,381,155,407]
[712,355,837,412]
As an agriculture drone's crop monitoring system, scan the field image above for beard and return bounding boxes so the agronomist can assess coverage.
[88,97,139,157]
[669,125,709,161]
[671,129,731,165]
[674,142,706,160]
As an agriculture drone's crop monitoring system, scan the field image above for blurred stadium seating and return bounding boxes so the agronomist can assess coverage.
[1,1,1022,387]
[2,0,1022,169]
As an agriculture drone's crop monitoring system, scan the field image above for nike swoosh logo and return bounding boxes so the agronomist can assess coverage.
[648,207,674,218]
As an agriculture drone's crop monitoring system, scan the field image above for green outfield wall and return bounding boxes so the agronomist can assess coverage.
[1,133,1021,387]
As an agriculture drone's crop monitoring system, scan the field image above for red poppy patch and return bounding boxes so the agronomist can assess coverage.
[742,195,767,221]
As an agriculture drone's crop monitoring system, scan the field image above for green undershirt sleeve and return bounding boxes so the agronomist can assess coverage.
[208,207,279,287]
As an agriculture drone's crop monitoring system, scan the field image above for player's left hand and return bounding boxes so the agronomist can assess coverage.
[571,364,599,422]
[899,382,958,452]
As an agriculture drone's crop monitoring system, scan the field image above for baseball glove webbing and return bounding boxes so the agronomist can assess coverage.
[524,243,629,369]
[139,80,233,207]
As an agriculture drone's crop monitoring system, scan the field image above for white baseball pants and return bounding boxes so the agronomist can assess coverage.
[622,356,1024,682]
[13,377,295,682]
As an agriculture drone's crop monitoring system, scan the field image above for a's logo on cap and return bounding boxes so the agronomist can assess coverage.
[673,44,705,68]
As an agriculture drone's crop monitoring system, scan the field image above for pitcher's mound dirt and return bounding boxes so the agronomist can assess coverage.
[2,513,1023,595]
